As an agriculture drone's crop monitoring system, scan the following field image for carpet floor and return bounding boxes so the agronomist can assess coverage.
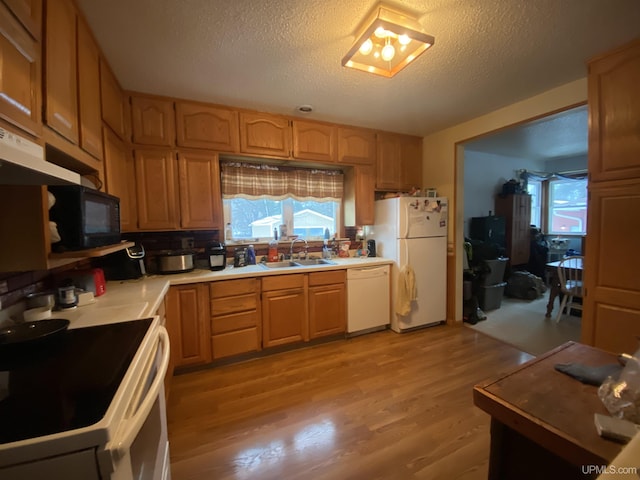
[465,290,582,356]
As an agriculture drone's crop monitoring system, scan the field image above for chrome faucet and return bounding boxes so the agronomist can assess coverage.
[290,238,308,260]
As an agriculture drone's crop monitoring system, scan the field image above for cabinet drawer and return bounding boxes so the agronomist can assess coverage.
[212,311,259,334]
[210,278,259,298]
[308,270,345,287]
[211,294,257,316]
[212,327,260,359]
[262,274,305,291]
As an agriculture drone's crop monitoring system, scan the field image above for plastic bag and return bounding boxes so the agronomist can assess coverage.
[598,348,640,423]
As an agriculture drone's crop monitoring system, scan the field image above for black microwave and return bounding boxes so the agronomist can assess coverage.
[49,186,121,250]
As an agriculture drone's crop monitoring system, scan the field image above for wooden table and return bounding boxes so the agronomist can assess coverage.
[473,342,623,480]
[545,258,583,317]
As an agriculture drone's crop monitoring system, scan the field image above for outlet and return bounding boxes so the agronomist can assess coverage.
[181,237,194,249]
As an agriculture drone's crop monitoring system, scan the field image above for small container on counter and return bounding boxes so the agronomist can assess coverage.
[57,279,78,309]
[234,247,247,267]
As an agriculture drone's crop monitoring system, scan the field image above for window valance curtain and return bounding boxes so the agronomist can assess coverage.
[221,162,344,201]
[518,168,588,184]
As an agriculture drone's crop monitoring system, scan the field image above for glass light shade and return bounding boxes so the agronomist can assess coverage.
[381,43,395,61]
[341,3,435,78]
[359,38,373,55]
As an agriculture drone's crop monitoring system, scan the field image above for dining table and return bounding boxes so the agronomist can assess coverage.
[545,257,583,318]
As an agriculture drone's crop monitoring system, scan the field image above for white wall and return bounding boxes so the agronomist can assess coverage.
[421,78,588,323]
[545,154,587,172]
[463,151,545,237]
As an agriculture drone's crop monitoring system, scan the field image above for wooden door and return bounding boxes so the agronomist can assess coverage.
[0,1,41,135]
[175,101,239,152]
[3,0,42,40]
[588,39,640,183]
[355,165,376,226]
[100,58,128,140]
[239,111,291,158]
[167,284,211,368]
[262,288,308,347]
[177,150,222,230]
[582,180,640,354]
[103,127,137,231]
[308,271,346,339]
[134,148,179,230]
[292,120,336,162]
[338,127,376,165]
[77,17,103,160]
[44,0,78,143]
[131,95,175,146]
[376,132,401,190]
[400,135,422,191]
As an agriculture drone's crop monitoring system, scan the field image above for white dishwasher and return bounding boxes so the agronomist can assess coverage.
[347,265,390,335]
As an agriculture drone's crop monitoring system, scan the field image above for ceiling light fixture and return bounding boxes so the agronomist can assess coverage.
[342,3,434,78]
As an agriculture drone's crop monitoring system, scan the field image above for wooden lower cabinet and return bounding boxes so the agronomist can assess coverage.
[308,270,346,339]
[166,283,211,368]
[262,274,308,348]
[210,278,261,359]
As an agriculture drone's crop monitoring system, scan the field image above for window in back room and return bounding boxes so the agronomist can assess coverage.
[220,161,343,243]
[547,177,588,235]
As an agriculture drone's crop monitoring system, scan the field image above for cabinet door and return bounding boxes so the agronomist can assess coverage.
[44,0,78,143]
[175,101,239,152]
[239,111,291,158]
[582,181,640,354]
[134,148,179,230]
[376,132,401,190]
[588,39,640,183]
[167,284,211,368]
[103,127,137,231]
[400,135,422,191]
[292,120,336,162]
[0,1,41,135]
[338,127,376,165]
[131,95,175,146]
[262,287,308,348]
[309,283,346,339]
[77,18,103,160]
[177,150,222,230]
[355,165,375,225]
[100,58,128,140]
[3,0,42,40]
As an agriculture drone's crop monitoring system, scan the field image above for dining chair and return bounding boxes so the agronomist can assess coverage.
[556,256,583,322]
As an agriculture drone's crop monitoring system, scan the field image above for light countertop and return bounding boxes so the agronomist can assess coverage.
[47,257,393,329]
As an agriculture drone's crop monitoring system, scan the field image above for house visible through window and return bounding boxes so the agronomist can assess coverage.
[548,177,587,235]
[221,162,343,242]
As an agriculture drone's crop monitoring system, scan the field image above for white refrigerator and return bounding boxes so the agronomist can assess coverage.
[368,196,447,332]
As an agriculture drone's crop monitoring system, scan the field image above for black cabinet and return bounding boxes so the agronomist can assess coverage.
[469,215,505,247]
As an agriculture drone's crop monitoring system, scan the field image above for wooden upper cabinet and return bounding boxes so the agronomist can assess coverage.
[239,111,291,158]
[338,127,376,165]
[376,132,402,190]
[103,127,137,232]
[44,0,78,143]
[77,17,103,160]
[400,135,422,191]
[292,120,336,162]
[355,165,375,225]
[100,58,129,140]
[175,101,239,152]
[134,148,179,230]
[131,95,175,146]
[588,39,640,183]
[3,0,42,40]
[178,150,222,230]
[0,1,41,135]
[376,132,422,191]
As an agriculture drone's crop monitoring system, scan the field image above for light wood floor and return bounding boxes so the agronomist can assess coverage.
[167,325,533,480]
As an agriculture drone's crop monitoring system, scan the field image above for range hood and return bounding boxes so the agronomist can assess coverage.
[0,128,81,185]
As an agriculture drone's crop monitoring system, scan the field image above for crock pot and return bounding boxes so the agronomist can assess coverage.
[156,250,194,274]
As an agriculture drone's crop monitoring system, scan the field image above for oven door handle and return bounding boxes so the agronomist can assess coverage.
[114,326,170,458]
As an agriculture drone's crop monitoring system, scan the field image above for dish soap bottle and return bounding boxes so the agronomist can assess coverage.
[268,240,279,262]
[245,244,256,265]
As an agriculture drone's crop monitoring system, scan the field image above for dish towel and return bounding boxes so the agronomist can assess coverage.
[395,265,417,316]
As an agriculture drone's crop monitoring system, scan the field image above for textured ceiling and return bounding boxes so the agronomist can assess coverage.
[464,105,588,161]
[76,0,640,138]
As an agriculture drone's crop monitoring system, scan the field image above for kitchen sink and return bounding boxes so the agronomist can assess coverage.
[259,261,298,269]
[293,258,336,266]
[258,258,337,269]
